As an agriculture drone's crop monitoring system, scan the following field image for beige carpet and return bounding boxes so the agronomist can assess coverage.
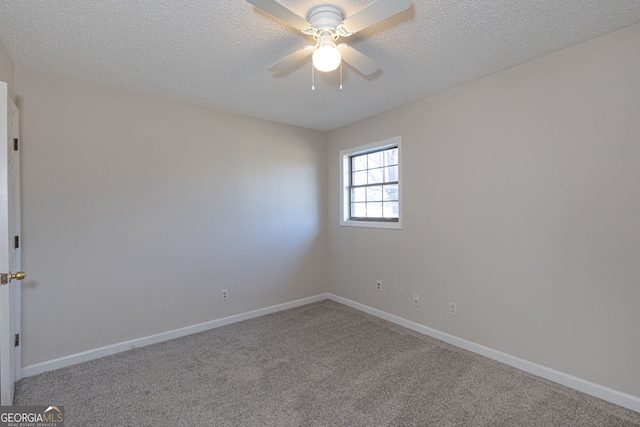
[15,300,640,426]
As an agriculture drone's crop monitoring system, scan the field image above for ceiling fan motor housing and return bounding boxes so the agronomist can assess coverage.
[307,6,344,33]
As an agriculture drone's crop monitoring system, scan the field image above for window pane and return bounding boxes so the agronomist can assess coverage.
[352,155,368,172]
[351,202,366,218]
[384,165,398,182]
[383,184,398,201]
[384,148,398,166]
[383,202,399,218]
[351,187,366,202]
[368,167,383,184]
[366,186,382,202]
[353,171,367,185]
[367,151,383,169]
[367,202,383,218]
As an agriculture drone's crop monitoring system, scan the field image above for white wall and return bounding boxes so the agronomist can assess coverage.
[17,69,327,366]
[0,39,14,101]
[327,23,640,397]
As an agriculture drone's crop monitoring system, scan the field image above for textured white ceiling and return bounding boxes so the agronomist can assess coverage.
[0,0,639,131]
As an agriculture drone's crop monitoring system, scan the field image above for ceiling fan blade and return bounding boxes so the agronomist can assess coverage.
[267,47,314,73]
[341,0,411,34]
[246,0,311,31]
[339,45,379,76]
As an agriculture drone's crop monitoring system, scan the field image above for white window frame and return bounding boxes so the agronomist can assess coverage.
[339,136,402,229]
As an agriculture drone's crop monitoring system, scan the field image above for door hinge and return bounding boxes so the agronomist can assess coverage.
[15,334,19,347]
[14,235,19,249]
[13,138,18,151]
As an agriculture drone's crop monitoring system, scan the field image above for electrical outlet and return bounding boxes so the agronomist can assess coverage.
[376,280,383,292]
[413,294,419,306]
[221,289,228,301]
[449,302,457,315]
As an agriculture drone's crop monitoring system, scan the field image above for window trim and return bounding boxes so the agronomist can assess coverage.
[340,136,402,229]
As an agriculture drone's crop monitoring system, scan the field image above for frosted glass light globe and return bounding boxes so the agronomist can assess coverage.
[312,45,341,72]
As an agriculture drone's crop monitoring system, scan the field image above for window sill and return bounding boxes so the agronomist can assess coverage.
[340,220,402,230]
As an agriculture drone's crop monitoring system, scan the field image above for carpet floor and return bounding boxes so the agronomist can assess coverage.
[14,300,640,426]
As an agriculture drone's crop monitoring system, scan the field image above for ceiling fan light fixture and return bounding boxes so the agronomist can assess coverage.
[247,0,411,76]
[312,44,341,72]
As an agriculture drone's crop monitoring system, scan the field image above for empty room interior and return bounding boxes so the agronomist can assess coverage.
[0,0,639,424]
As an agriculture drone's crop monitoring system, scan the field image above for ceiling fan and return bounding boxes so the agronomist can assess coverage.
[247,0,411,76]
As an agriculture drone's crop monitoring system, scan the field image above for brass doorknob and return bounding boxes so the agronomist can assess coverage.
[10,271,26,281]
[1,271,26,285]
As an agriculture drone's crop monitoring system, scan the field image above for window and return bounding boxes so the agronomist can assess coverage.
[340,136,402,229]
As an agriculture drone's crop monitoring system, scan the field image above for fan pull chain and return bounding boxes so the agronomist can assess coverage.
[311,63,315,91]
[340,61,343,90]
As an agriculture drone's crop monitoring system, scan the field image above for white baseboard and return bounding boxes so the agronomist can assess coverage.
[327,294,640,414]
[21,292,639,414]
[21,293,330,378]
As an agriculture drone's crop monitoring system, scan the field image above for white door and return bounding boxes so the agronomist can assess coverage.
[0,81,24,406]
